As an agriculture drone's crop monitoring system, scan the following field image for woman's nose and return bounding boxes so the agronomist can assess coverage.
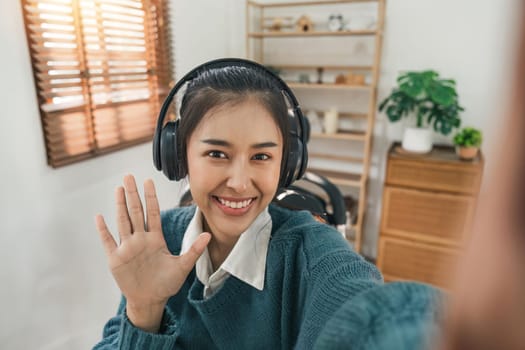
[226,159,250,193]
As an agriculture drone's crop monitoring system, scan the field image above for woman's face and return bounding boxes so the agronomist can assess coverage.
[186,99,283,243]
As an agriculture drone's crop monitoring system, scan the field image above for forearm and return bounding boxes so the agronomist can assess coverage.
[93,297,180,350]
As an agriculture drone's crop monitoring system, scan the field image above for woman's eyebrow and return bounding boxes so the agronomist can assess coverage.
[200,139,278,149]
[201,139,230,147]
[252,141,278,149]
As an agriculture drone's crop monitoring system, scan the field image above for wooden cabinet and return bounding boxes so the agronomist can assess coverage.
[245,0,386,253]
[376,143,484,289]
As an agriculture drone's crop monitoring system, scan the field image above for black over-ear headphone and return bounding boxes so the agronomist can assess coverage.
[153,58,308,188]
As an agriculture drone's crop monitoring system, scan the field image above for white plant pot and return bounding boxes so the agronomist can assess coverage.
[402,127,433,153]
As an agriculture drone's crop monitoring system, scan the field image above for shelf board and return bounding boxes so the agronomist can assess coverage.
[288,82,372,91]
[248,0,379,8]
[309,152,364,162]
[311,131,366,141]
[248,30,377,38]
[308,167,363,187]
[272,64,373,71]
[309,111,368,119]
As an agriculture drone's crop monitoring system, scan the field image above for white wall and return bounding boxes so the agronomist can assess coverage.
[0,0,520,349]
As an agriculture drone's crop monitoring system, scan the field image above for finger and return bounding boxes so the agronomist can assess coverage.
[115,186,132,240]
[95,214,117,256]
[179,232,211,273]
[144,179,162,232]
[123,174,145,232]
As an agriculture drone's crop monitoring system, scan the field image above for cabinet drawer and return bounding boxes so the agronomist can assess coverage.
[377,236,460,289]
[381,186,475,246]
[387,158,482,194]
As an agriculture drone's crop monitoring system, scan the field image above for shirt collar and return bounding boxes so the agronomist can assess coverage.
[180,206,272,291]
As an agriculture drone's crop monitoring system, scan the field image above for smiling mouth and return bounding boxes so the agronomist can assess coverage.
[212,196,256,209]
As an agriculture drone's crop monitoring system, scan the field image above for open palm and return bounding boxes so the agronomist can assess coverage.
[95,175,210,309]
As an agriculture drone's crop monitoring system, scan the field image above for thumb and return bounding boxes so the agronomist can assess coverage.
[179,232,211,272]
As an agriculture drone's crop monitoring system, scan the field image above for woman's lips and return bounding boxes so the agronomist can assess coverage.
[212,195,256,216]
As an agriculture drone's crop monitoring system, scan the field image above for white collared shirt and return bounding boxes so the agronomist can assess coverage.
[180,207,272,299]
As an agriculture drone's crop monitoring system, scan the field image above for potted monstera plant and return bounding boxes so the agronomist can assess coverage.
[379,70,464,153]
[453,127,482,160]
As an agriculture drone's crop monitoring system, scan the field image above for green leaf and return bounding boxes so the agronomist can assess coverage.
[428,83,455,106]
[453,127,482,146]
[378,97,390,112]
[386,105,402,122]
[399,78,424,98]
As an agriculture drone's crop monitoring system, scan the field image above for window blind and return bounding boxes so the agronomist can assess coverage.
[21,0,174,167]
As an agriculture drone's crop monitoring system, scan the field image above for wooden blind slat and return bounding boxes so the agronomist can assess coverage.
[36,72,83,81]
[84,50,146,59]
[25,0,75,6]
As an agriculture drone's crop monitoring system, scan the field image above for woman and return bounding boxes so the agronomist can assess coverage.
[93,59,383,349]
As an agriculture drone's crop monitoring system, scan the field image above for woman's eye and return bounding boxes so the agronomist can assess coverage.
[208,150,227,159]
[253,153,270,161]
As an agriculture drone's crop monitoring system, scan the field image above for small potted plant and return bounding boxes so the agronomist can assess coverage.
[379,70,464,153]
[453,127,482,160]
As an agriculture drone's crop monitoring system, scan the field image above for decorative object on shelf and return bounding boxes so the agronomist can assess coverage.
[353,74,365,85]
[296,15,313,32]
[328,14,344,32]
[264,16,294,32]
[346,72,366,85]
[335,74,346,84]
[298,73,310,84]
[323,107,339,134]
[378,70,464,154]
[453,127,482,160]
[306,110,323,134]
[316,67,324,84]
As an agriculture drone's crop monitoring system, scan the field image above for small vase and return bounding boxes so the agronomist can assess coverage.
[401,127,432,153]
[323,108,339,134]
[456,146,478,160]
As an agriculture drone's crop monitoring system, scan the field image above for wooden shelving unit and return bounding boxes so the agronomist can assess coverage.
[246,0,386,253]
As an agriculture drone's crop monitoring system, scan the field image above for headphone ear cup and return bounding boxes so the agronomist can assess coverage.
[280,110,308,188]
[280,137,302,188]
[160,120,184,181]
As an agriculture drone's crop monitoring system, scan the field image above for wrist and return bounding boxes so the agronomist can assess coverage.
[126,301,167,333]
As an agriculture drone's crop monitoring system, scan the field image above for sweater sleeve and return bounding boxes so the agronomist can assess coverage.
[92,297,180,350]
[313,282,445,350]
[294,250,383,349]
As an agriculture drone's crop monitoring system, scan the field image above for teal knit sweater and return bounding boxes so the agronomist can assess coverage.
[93,205,383,349]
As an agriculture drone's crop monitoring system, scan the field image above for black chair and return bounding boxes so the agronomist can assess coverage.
[272,171,347,236]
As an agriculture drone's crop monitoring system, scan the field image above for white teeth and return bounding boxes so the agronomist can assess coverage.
[218,197,252,209]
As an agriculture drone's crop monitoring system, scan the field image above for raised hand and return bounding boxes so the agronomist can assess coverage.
[95,175,210,332]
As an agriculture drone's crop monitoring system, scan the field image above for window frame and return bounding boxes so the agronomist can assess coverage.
[21,0,174,167]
